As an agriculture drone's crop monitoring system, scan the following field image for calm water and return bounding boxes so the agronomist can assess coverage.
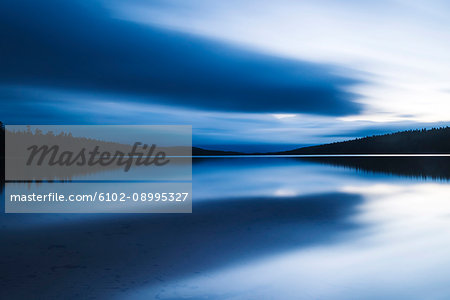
[1,157,450,299]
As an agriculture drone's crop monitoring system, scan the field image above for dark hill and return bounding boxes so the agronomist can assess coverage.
[275,127,450,155]
[192,147,241,156]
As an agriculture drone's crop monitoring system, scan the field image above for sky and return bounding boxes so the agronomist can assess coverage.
[1,0,449,152]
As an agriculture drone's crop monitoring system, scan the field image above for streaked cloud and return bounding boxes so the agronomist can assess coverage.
[1,0,449,150]
[0,0,362,116]
[111,0,450,123]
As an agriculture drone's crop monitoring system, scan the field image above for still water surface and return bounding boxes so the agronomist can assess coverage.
[1,157,450,299]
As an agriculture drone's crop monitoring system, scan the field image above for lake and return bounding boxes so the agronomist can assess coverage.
[1,156,450,299]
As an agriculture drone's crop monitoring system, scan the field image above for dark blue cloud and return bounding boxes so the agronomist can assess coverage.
[0,0,363,116]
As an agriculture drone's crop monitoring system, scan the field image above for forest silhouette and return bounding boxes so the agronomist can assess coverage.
[1,124,189,182]
[1,123,449,183]
[276,127,450,155]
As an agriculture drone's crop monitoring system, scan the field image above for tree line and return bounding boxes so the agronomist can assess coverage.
[279,127,450,154]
